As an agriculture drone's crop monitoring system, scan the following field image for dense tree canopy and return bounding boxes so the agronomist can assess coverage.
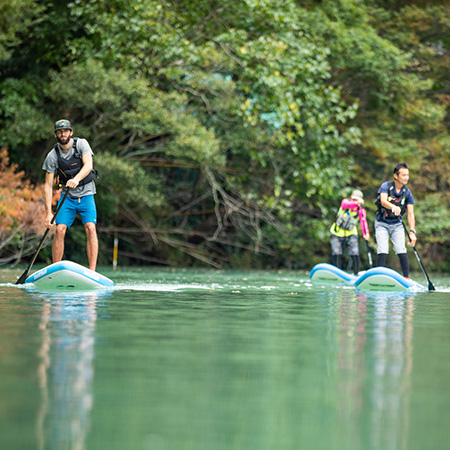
[0,0,449,270]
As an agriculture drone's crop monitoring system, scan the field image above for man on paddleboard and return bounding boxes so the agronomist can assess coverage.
[375,162,417,278]
[42,119,98,271]
[330,189,370,275]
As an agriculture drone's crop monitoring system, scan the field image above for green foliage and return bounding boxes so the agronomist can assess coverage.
[304,0,411,110]
[47,60,224,168]
[94,153,165,226]
[414,193,450,243]
[0,77,50,154]
[0,0,43,63]
[56,0,360,193]
[0,0,449,269]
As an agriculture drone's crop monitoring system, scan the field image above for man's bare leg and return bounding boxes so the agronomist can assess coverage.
[52,224,67,263]
[85,222,98,271]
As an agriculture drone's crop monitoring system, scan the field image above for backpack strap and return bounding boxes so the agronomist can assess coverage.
[53,137,79,155]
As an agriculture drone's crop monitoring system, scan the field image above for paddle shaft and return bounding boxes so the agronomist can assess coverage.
[402,221,435,291]
[365,240,373,267]
[15,189,70,284]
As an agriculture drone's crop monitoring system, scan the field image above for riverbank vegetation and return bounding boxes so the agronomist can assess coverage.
[1,0,449,270]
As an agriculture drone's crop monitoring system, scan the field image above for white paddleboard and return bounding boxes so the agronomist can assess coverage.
[309,263,425,292]
[354,267,425,292]
[25,260,115,290]
[309,263,356,284]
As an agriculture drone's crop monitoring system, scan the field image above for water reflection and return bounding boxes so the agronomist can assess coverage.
[335,290,367,449]
[4,270,447,450]
[334,290,415,449]
[370,294,414,450]
[30,290,109,450]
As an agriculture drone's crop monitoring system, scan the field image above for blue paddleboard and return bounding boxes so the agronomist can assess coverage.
[25,260,115,291]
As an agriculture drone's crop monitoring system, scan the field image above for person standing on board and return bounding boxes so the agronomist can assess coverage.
[375,162,416,278]
[330,189,370,275]
[42,119,98,270]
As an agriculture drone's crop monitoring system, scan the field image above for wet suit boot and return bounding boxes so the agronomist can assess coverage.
[376,253,388,267]
[398,253,409,278]
[331,255,342,269]
[351,255,360,275]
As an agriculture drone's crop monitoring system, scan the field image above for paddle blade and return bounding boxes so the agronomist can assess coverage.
[13,227,51,285]
[15,270,30,285]
[365,241,373,268]
[412,247,436,291]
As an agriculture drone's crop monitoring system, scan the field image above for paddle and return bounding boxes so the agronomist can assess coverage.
[402,222,435,291]
[15,188,70,285]
[365,240,373,268]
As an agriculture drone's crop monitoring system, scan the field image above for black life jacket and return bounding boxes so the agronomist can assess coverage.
[375,181,408,220]
[55,138,97,187]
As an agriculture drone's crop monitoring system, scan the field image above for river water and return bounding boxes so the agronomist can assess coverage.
[1,266,450,450]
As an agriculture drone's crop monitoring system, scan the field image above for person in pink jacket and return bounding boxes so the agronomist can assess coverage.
[330,189,370,274]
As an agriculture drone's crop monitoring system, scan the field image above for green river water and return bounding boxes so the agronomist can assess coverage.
[1,266,450,450]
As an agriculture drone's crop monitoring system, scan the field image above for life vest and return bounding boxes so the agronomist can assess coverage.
[375,181,407,220]
[331,205,359,237]
[55,138,97,187]
[334,207,358,231]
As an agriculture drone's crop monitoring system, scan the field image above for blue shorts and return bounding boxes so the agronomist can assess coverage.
[55,194,97,228]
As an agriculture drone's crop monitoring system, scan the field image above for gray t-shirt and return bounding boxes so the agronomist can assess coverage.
[42,138,96,198]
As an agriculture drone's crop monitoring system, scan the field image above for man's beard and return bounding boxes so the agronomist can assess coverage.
[57,135,71,145]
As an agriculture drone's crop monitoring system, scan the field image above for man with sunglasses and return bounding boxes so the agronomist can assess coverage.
[42,119,98,270]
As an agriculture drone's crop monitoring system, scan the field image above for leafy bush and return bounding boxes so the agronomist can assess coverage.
[0,147,46,264]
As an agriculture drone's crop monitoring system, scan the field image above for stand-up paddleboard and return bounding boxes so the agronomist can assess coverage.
[309,263,426,292]
[354,266,425,292]
[309,263,356,284]
[25,260,115,290]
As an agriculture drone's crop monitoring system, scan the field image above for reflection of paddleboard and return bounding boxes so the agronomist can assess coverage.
[309,263,356,284]
[354,267,425,292]
[25,261,115,291]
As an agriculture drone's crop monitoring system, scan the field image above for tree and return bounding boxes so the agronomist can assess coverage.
[0,0,43,64]
[364,4,450,268]
[0,148,46,264]
[1,0,449,268]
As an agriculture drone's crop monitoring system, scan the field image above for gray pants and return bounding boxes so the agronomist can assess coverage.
[374,220,406,254]
[330,234,359,256]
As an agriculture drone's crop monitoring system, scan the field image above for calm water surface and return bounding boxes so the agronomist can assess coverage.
[1,266,450,450]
